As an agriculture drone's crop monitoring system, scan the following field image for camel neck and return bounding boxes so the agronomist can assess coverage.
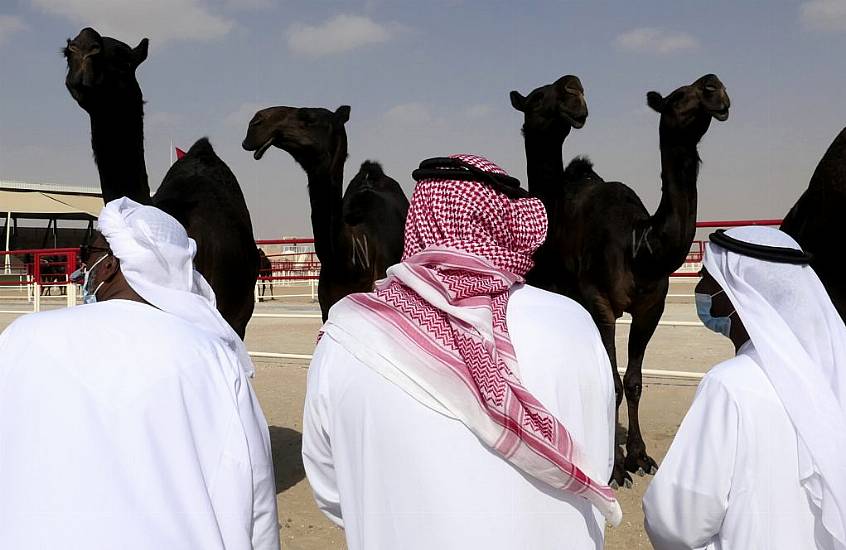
[89,102,150,204]
[523,127,569,199]
[648,138,701,271]
[304,147,346,265]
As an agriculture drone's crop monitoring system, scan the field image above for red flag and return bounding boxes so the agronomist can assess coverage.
[175,147,187,160]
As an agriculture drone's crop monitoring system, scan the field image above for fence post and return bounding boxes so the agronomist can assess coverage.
[33,284,41,312]
[66,282,76,307]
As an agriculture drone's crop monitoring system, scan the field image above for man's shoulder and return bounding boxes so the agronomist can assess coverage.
[509,285,598,335]
[701,352,767,398]
[2,304,92,339]
[6,301,219,352]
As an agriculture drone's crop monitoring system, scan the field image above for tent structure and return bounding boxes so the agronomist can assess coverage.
[1,180,102,272]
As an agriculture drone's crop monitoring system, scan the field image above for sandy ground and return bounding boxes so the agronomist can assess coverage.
[0,281,735,549]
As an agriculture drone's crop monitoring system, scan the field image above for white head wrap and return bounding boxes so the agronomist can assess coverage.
[704,226,846,548]
[97,197,254,377]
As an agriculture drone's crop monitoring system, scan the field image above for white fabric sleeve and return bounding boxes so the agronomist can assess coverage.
[241,382,281,550]
[595,335,616,483]
[301,338,344,527]
[642,376,739,550]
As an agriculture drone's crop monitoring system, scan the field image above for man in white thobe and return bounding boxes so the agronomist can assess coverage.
[302,154,619,549]
[643,226,846,550]
[0,198,280,550]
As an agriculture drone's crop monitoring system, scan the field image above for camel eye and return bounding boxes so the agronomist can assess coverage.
[704,85,718,93]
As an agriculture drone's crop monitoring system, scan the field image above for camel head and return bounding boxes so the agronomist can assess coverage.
[242,105,350,167]
[63,27,148,112]
[647,74,730,140]
[510,75,588,133]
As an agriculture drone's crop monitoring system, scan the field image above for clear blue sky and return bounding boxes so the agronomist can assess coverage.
[2,0,845,237]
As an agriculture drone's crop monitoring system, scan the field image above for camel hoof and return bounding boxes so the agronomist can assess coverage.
[636,467,646,477]
[610,480,619,490]
[624,478,633,489]
[649,465,658,475]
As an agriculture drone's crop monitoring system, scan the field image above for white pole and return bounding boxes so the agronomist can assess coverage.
[3,212,10,274]
[170,138,174,166]
[66,282,76,308]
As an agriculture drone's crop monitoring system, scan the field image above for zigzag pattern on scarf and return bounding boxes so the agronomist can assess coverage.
[378,282,458,351]
[439,270,509,300]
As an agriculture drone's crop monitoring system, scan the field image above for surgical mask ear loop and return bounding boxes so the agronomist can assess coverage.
[712,289,738,324]
[83,254,109,305]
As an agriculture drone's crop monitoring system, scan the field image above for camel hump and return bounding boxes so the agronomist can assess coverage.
[564,156,601,183]
[358,160,385,178]
[183,137,219,160]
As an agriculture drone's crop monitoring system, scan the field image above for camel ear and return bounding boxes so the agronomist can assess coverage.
[131,38,149,68]
[510,91,527,112]
[646,91,665,113]
[335,105,351,124]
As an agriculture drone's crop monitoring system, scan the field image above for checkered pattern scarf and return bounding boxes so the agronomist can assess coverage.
[322,154,621,524]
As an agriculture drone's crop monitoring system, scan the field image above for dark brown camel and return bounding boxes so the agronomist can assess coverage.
[509,75,588,292]
[781,126,846,321]
[64,27,259,338]
[512,74,730,488]
[257,247,274,301]
[242,105,408,320]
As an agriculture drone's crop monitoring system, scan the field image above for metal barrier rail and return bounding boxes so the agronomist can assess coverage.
[0,248,80,305]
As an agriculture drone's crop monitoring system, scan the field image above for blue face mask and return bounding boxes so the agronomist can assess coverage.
[695,290,735,337]
[82,254,108,305]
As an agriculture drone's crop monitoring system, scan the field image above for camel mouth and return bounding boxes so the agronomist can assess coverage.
[712,107,729,122]
[565,113,587,129]
[253,138,274,160]
[561,108,587,129]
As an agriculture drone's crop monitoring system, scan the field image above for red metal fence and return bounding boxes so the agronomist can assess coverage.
[0,220,786,291]
[0,248,79,287]
[255,238,319,282]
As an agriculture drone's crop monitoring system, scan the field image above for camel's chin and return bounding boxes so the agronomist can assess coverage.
[253,139,274,160]
[563,113,586,129]
[713,111,729,122]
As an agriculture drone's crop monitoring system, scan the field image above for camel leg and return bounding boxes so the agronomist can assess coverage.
[623,294,664,477]
[584,289,630,489]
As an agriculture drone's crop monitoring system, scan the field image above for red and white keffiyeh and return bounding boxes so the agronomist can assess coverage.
[321,154,621,525]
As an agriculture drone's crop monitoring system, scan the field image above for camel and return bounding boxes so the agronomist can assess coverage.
[64,27,259,338]
[509,75,588,291]
[257,247,274,301]
[781,127,846,322]
[242,105,408,320]
[512,74,730,488]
